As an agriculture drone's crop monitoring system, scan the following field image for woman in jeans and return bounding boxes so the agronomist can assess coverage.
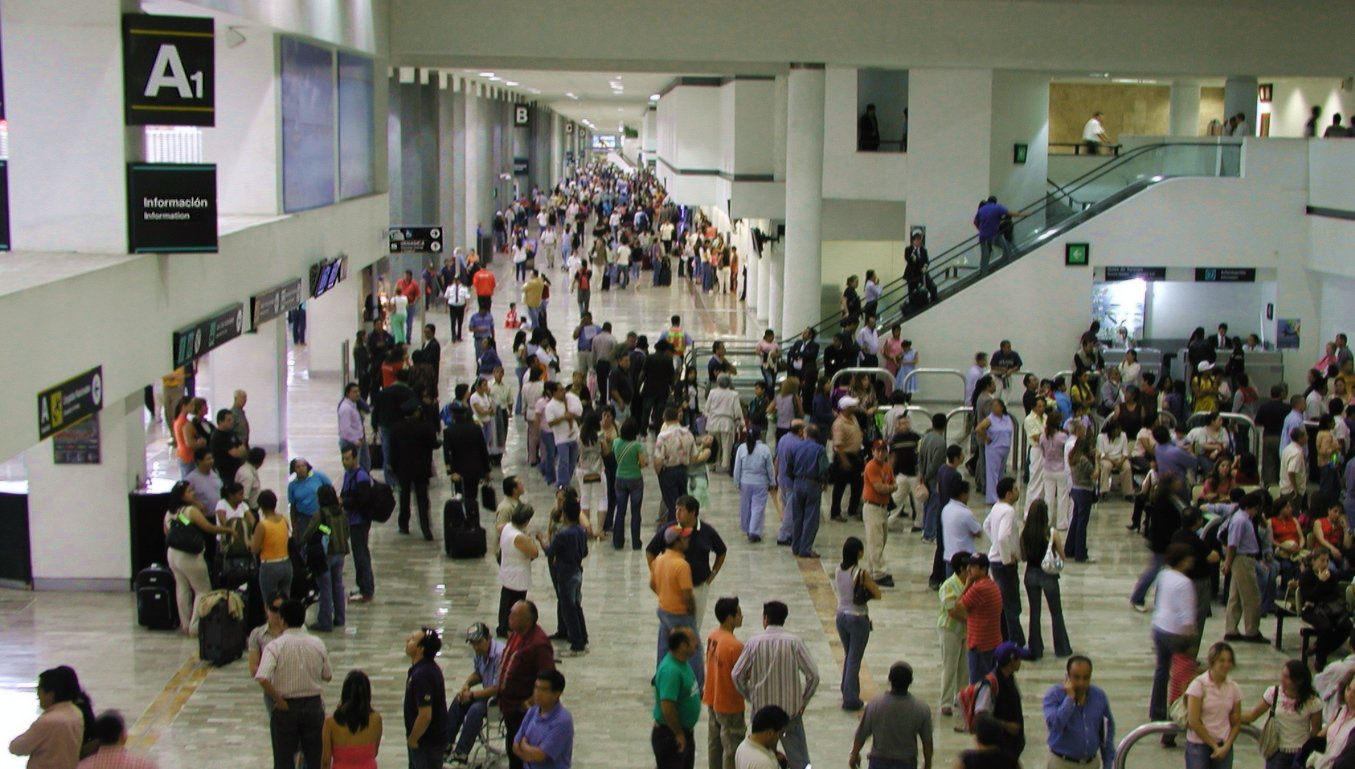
[834,537,880,711]
[251,489,294,604]
[1019,500,1071,660]
[599,407,620,537]
[610,417,648,550]
[1066,433,1096,562]
[1241,660,1321,769]
[1184,642,1243,769]
[164,480,236,636]
[1038,416,1072,530]
[304,486,350,632]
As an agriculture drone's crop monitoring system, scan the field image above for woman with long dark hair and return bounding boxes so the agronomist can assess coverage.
[610,418,648,550]
[1241,660,1320,769]
[1020,500,1071,660]
[576,409,608,538]
[323,670,382,769]
[165,480,236,636]
[834,537,879,711]
[7,665,95,767]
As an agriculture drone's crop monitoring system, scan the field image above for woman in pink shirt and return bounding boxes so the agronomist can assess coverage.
[8,666,93,769]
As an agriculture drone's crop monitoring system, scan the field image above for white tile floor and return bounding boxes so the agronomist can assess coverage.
[0,252,1282,769]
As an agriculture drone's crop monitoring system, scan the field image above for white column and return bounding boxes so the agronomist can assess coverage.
[1169,81,1202,137]
[26,392,146,590]
[781,64,826,336]
[204,320,287,452]
[768,241,785,337]
[756,244,771,324]
[308,273,364,377]
[1224,76,1259,136]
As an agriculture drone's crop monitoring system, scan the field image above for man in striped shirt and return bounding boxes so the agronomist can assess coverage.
[731,601,819,769]
[255,599,333,769]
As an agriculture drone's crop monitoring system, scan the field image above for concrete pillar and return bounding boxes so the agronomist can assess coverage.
[26,391,146,590]
[781,64,826,336]
[1169,80,1202,137]
[768,241,785,338]
[756,244,771,324]
[308,271,364,378]
[202,320,287,453]
[1224,76,1259,137]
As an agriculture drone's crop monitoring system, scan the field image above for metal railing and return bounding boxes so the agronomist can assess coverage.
[899,368,968,407]
[1050,141,1123,156]
[1182,411,1262,461]
[1113,722,1260,769]
[829,367,895,390]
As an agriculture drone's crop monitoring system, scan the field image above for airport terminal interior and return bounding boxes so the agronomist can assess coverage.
[4,1,1355,768]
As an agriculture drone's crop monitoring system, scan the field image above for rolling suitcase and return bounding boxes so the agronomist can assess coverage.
[197,591,247,666]
[480,484,497,513]
[135,563,179,630]
[445,492,487,559]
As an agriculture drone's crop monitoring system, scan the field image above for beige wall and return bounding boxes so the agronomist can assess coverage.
[1050,83,1171,144]
[1200,87,1226,135]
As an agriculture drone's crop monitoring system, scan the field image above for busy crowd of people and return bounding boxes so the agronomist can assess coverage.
[12,160,1355,769]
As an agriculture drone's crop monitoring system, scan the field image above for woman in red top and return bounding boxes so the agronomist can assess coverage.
[1312,498,1349,569]
[1232,454,1261,486]
[1198,455,1236,503]
[1270,495,1304,589]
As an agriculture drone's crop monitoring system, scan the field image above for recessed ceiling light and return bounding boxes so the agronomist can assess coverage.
[528,88,541,94]
[479,71,494,77]
[505,81,518,86]
[649,94,660,101]
[487,76,501,81]
[565,92,578,100]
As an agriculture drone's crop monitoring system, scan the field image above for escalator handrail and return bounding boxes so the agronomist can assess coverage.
[794,142,1228,341]
[1113,721,1260,769]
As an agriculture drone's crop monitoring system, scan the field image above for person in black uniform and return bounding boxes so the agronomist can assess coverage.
[444,401,492,526]
[389,400,440,539]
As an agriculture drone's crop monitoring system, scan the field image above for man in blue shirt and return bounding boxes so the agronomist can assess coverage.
[287,457,332,536]
[774,421,805,546]
[973,196,1012,272]
[1042,655,1116,769]
[1151,426,1199,483]
[339,446,376,603]
[1280,395,1306,453]
[445,622,506,764]
[514,670,574,769]
[1222,492,1266,643]
[469,308,495,343]
[786,425,828,558]
[544,499,590,655]
[572,312,601,375]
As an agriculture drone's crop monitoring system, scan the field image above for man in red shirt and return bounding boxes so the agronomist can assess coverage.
[394,270,422,341]
[949,552,1003,683]
[861,439,897,588]
[472,267,497,313]
[498,600,556,769]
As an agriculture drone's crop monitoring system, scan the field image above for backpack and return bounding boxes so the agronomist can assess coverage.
[957,672,1000,734]
[368,480,396,523]
[303,511,334,576]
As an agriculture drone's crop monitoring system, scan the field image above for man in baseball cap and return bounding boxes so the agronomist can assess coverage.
[861,438,897,587]
[830,396,865,522]
[975,641,1032,761]
[445,622,507,763]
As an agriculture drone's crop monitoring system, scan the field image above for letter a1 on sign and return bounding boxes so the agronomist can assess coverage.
[123,14,215,126]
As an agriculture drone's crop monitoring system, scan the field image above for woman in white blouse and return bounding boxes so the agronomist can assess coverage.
[1316,671,1355,769]
[1119,348,1143,390]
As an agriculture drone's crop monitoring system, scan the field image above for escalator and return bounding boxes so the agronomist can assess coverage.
[804,141,1243,338]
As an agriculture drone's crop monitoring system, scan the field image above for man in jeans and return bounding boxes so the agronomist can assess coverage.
[654,408,696,523]
[339,445,376,603]
[255,599,332,769]
[544,382,583,492]
[650,526,703,687]
[984,477,1025,646]
[544,497,590,655]
[972,196,1012,274]
[444,622,504,765]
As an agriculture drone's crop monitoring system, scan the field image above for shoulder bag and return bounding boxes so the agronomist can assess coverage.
[1041,527,1065,575]
[1258,686,1281,758]
[852,567,873,606]
[166,507,206,555]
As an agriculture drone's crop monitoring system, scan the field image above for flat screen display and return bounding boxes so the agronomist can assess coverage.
[337,52,374,199]
[281,37,335,212]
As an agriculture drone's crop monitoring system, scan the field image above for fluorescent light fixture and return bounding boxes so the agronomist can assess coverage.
[649,94,660,100]
[479,71,494,77]
[505,81,518,86]
[1151,175,1164,182]
[565,92,578,100]
[487,76,501,81]
[528,88,541,94]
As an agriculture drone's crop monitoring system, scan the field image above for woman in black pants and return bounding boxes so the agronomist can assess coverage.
[1299,549,1354,670]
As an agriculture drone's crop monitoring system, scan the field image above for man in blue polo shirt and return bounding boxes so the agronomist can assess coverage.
[405,627,448,768]
[513,670,574,769]
[774,420,805,546]
[973,196,1012,273]
[287,457,332,537]
[787,425,829,559]
[1042,655,1116,769]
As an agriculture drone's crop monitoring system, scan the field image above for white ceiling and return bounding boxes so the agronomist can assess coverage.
[451,69,686,133]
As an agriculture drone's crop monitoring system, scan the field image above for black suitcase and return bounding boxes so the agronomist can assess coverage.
[369,442,385,470]
[197,591,247,666]
[480,484,497,512]
[135,563,179,630]
[445,496,487,559]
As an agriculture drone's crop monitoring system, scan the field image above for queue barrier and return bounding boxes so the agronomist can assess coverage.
[899,368,968,408]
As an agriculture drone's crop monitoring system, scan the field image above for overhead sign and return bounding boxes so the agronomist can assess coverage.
[388,226,443,254]
[126,163,218,253]
[172,303,245,369]
[565,121,574,135]
[1104,266,1166,281]
[54,415,101,465]
[1065,242,1090,266]
[122,14,215,126]
[250,278,304,329]
[1195,267,1256,283]
[513,157,529,176]
[37,366,104,441]
[513,104,530,127]
[310,256,348,298]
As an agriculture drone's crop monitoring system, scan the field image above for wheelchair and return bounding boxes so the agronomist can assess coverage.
[444,697,506,769]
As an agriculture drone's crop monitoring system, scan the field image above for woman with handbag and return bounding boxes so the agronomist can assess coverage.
[1019,500,1071,661]
[1184,641,1243,769]
[1300,549,1354,669]
[834,537,880,711]
[576,410,607,538]
[1242,660,1321,769]
[163,480,236,637]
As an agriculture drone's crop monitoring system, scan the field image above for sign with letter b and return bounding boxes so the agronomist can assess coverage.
[513,104,530,127]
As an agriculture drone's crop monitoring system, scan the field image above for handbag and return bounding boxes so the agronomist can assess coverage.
[166,509,205,555]
[1170,670,1204,729]
[852,568,873,606]
[1258,686,1281,758]
[1041,527,1065,575]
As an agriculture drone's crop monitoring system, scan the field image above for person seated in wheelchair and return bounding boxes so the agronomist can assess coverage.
[446,622,506,764]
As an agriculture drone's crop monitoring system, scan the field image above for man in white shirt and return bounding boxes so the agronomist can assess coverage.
[255,599,333,769]
[1279,427,1309,497]
[963,353,989,407]
[544,385,583,492]
[855,313,882,368]
[735,705,789,769]
[984,478,1025,647]
[659,221,676,254]
[1082,111,1109,155]
[444,278,470,343]
[941,480,983,564]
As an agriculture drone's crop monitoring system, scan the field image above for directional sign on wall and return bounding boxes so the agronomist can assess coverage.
[126,163,218,253]
[1195,267,1256,283]
[172,303,245,369]
[123,14,215,126]
[37,367,104,441]
[388,226,443,254]
[250,278,304,329]
[513,104,530,127]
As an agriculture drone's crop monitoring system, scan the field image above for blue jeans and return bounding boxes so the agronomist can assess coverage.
[1067,487,1094,561]
[269,695,324,769]
[554,440,579,490]
[922,479,941,540]
[313,553,346,630]
[446,697,488,757]
[836,612,871,708]
[612,477,645,549]
[1150,627,1194,720]
[968,648,995,684]
[790,480,822,556]
[1258,559,1278,615]
[349,521,374,598]
[1131,552,1166,607]
[990,562,1026,646]
[556,565,587,650]
[658,467,687,524]
[781,715,811,769]
[540,432,557,486]
[656,609,703,689]
[1185,741,1233,769]
[408,743,445,769]
[259,560,293,603]
[776,483,797,543]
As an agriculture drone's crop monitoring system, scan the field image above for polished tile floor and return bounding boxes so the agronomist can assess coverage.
[0,254,1283,769]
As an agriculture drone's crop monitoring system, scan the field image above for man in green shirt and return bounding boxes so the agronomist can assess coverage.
[653,626,701,769]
